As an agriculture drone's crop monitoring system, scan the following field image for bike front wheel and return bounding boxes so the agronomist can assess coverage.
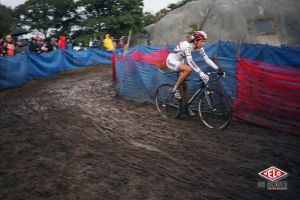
[155,84,181,118]
[198,89,231,130]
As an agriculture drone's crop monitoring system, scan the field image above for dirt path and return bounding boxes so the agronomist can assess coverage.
[0,65,299,200]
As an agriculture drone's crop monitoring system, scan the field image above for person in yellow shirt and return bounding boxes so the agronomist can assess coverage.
[103,34,115,51]
[103,34,116,81]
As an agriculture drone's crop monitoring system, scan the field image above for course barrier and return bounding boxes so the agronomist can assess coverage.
[0,48,112,90]
[116,41,300,134]
[1,41,299,134]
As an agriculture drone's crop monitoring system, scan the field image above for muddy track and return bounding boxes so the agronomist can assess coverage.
[0,65,299,200]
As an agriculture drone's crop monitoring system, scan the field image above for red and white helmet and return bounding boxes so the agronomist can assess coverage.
[192,31,207,40]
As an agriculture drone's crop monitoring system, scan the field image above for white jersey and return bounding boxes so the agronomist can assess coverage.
[166,41,218,72]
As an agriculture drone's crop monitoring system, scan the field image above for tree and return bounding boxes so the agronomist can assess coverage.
[142,12,158,27]
[0,4,16,35]
[14,0,80,36]
[167,0,193,10]
[77,0,144,37]
[145,0,193,24]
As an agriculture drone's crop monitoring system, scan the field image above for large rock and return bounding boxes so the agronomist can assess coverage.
[145,0,300,46]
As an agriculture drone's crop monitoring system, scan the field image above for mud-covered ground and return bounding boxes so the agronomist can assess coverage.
[0,65,299,200]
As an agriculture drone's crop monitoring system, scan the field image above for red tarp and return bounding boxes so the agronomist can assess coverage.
[233,59,300,135]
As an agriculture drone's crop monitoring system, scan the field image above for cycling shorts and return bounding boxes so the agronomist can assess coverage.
[166,53,183,72]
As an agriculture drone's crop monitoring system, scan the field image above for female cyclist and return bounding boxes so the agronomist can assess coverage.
[166,31,224,116]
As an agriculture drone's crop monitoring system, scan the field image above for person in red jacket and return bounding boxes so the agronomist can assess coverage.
[58,36,66,49]
[2,34,15,56]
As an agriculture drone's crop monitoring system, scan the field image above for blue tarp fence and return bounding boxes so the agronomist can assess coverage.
[116,41,300,134]
[0,48,112,90]
[116,42,237,103]
[116,41,300,103]
[1,41,299,134]
[1,41,299,97]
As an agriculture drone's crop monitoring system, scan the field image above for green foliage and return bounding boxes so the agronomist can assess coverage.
[7,0,191,43]
[14,0,79,36]
[146,0,193,23]
[142,12,156,26]
[72,32,105,48]
[73,34,92,47]
[0,4,16,35]
[189,23,198,32]
[76,0,144,38]
[167,0,194,10]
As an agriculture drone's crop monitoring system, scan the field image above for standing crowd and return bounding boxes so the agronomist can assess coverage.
[0,33,128,57]
[0,34,72,57]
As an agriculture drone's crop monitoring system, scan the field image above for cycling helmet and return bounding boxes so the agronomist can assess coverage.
[192,31,207,40]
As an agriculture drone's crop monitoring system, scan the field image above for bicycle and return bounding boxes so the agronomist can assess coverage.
[155,71,232,130]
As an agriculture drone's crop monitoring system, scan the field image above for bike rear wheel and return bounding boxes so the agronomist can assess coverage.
[198,89,231,130]
[155,84,181,118]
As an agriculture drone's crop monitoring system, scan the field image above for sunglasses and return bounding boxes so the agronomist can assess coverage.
[195,39,206,43]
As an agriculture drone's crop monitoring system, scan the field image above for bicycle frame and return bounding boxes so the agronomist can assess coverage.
[182,80,217,112]
[179,71,220,109]
[184,85,203,108]
[180,80,204,109]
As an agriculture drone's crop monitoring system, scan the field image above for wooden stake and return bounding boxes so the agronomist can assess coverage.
[123,30,132,57]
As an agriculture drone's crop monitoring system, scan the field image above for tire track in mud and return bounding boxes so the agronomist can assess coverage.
[0,65,299,200]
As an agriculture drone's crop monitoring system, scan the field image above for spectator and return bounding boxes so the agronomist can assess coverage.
[92,39,98,48]
[66,38,73,50]
[0,37,3,56]
[35,35,47,54]
[58,36,66,49]
[15,40,28,54]
[40,40,49,53]
[29,38,39,53]
[118,36,127,49]
[103,34,114,51]
[103,34,116,82]
[43,37,54,52]
[111,36,117,50]
[88,39,93,48]
[2,34,15,56]
[35,36,44,54]
[50,37,58,51]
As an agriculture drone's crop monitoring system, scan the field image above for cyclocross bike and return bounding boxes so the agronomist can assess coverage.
[155,71,232,130]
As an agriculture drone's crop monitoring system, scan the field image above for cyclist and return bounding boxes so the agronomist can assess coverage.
[166,31,224,116]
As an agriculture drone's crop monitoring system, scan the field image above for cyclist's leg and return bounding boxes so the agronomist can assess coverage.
[182,79,196,116]
[181,80,188,103]
[173,63,192,90]
[166,55,192,97]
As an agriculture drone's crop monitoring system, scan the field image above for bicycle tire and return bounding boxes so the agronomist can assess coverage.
[155,84,181,118]
[198,89,231,130]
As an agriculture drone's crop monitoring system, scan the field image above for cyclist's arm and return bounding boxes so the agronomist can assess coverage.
[185,47,202,73]
[200,48,219,70]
